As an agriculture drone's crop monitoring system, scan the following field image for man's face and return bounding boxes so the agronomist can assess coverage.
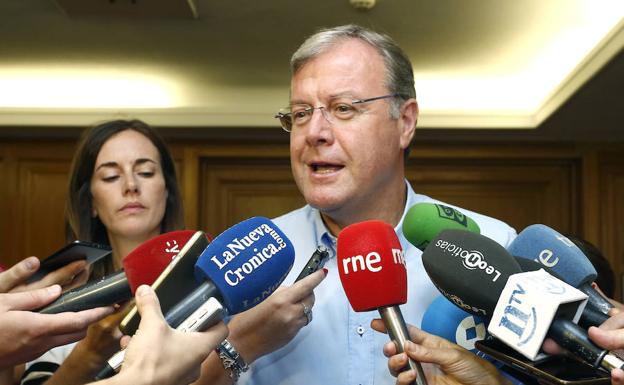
[289,39,415,219]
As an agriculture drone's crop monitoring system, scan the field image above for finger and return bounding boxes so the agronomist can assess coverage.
[371,318,388,334]
[34,260,88,289]
[612,368,624,385]
[599,313,624,331]
[0,257,40,292]
[120,335,131,350]
[541,338,564,355]
[41,306,115,335]
[382,341,398,357]
[39,330,89,353]
[1,285,61,310]
[405,339,463,366]
[387,352,408,377]
[404,325,450,350]
[589,326,624,351]
[396,368,417,385]
[284,269,327,303]
[134,285,164,325]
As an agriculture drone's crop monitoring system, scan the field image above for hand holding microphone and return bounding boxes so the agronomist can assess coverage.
[0,256,89,294]
[39,230,198,314]
[371,319,512,385]
[89,285,228,385]
[337,220,427,385]
[98,217,298,379]
[421,229,624,373]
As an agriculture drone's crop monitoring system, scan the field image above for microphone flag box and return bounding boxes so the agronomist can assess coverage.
[488,269,588,360]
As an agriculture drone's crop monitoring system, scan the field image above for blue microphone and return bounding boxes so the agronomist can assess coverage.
[164,216,295,327]
[97,217,295,380]
[194,216,295,314]
[422,295,488,355]
[422,296,527,385]
[508,224,614,317]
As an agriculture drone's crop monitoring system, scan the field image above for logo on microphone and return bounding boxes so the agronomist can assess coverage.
[456,316,486,350]
[536,249,559,268]
[498,283,537,346]
[210,223,288,286]
[435,204,468,227]
[434,240,502,282]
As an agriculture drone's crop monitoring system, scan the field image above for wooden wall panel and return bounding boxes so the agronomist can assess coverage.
[16,160,71,259]
[0,157,7,268]
[198,158,305,236]
[406,160,578,233]
[599,157,624,300]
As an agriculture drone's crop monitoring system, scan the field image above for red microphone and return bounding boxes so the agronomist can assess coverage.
[337,220,427,385]
[39,230,197,314]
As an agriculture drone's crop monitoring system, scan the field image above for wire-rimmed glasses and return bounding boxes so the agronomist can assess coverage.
[274,93,407,132]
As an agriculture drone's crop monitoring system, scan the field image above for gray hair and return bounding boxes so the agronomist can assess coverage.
[290,24,416,119]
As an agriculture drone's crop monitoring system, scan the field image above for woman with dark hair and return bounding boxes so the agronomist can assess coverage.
[21,119,184,385]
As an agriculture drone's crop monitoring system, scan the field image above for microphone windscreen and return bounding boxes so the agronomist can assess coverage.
[508,224,597,286]
[422,295,487,352]
[403,203,480,251]
[337,220,407,312]
[422,229,521,317]
[514,256,565,281]
[194,217,294,314]
[122,230,197,293]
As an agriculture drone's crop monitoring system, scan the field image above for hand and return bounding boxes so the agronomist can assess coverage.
[113,285,228,385]
[371,319,510,385]
[0,285,114,369]
[225,269,327,363]
[586,312,624,385]
[71,304,131,365]
[0,257,89,294]
[592,283,624,315]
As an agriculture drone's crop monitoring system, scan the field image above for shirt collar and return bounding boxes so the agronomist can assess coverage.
[309,179,423,258]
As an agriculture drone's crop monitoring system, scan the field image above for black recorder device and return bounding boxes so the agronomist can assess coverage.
[295,246,330,283]
[29,240,112,283]
[476,337,610,385]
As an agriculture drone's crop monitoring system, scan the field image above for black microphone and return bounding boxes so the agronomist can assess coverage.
[422,229,624,373]
[39,231,197,314]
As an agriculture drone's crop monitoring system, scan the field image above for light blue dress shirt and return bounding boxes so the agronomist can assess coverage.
[240,181,517,385]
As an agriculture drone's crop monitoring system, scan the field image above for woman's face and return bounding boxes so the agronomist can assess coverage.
[90,129,168,243]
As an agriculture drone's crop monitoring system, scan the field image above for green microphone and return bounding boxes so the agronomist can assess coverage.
[402,203,480,251]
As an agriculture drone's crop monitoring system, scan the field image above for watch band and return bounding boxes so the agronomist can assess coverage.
[216,339,249,382]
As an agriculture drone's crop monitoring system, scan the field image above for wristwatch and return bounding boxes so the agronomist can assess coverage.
[216,339,249,382]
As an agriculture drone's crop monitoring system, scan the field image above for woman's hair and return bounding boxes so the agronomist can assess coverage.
[65,119,184,276]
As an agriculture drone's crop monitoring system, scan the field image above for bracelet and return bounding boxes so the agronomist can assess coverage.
[216,339,249,382]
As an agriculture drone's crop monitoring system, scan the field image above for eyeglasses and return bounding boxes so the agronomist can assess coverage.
[274,93,407,133]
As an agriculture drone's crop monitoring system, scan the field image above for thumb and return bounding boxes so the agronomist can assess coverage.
[134,285,164,325]
[404,340,462,367]
[588,326,624,351]
[371,318,388,334]
[1,284,61,311]
[0,257,40,292]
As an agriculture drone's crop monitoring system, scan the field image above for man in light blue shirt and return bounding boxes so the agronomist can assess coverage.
[194,24,516,385]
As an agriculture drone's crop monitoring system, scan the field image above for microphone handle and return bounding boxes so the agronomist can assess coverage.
[39,270,130,314]
[95,293,225,381]
[549,318,624,371]
[378,306,428,385]
[578,306,609,329]
[164,280,221,328]
[579,282,614,315]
